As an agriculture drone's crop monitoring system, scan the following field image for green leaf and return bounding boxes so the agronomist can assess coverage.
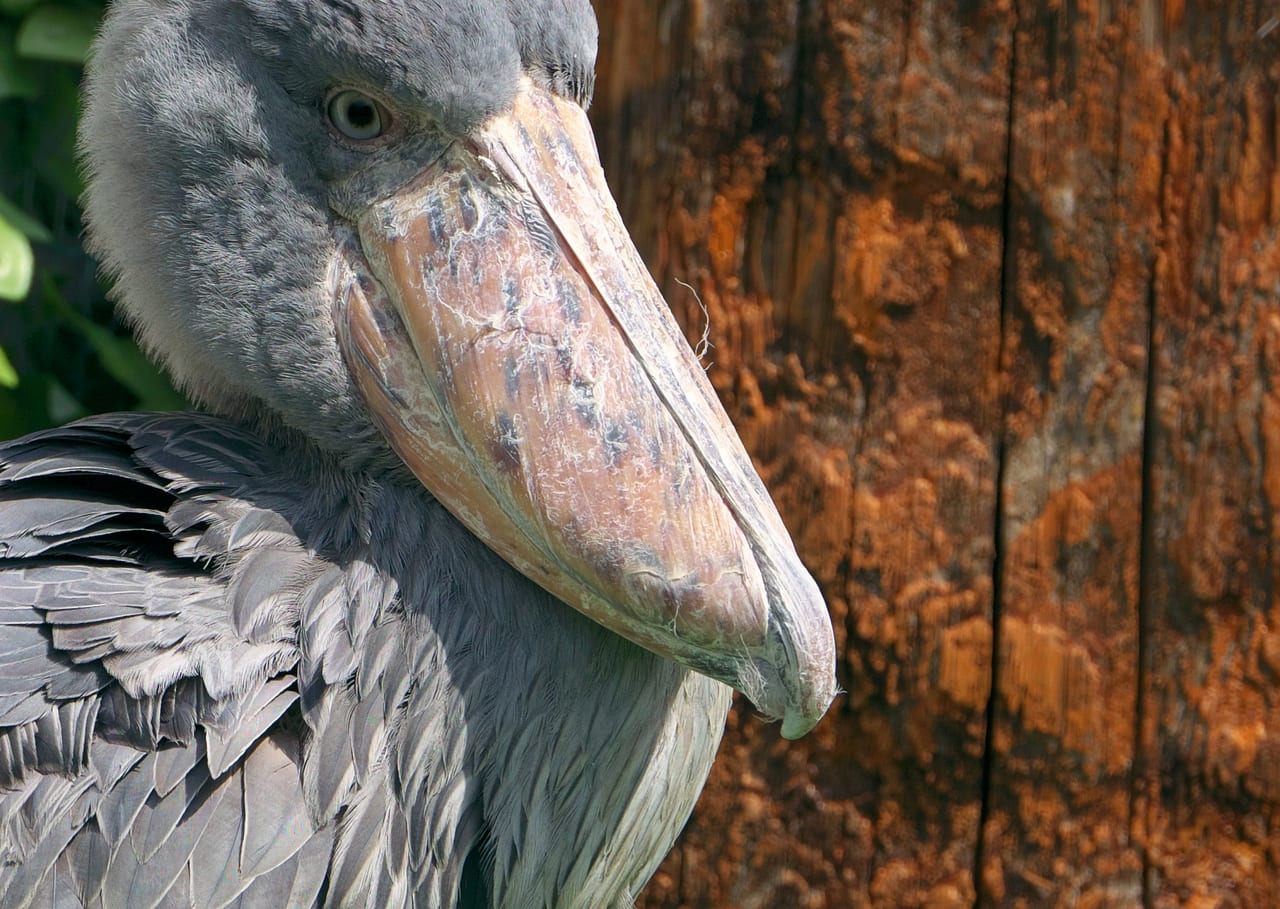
[24,65,86,198]
[0,0,45,17]
[45,377,85,423]
[0,346,17,389]
[15,5,98,65]
[0,194,52,243]
[0,212,34,301]
[46,290,186,411]
[0,30,39,99]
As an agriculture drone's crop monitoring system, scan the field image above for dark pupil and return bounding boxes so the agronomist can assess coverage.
[346,99,375,129]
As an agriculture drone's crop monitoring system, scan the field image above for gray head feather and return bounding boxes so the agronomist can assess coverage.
[79,0,599,459]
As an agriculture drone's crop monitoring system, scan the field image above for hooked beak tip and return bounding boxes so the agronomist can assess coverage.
[782,709,820,741]
[746,563,838,738]
[752,657,837,739]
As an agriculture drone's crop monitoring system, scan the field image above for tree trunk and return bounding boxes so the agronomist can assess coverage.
[589,2,1280,906]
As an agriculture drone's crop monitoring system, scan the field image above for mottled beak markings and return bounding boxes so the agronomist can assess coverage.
[336,79,836,738]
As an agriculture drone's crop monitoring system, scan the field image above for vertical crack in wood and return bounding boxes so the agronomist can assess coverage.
[783,0,815,357]
[973,5,1021,907]
[892,2,914,153]
[1133,81,1172,909]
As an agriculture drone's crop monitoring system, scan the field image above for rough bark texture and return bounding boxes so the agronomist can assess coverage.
[589,2,1280,906]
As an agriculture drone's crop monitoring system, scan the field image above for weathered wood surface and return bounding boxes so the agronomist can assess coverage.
[590,2,1280,906]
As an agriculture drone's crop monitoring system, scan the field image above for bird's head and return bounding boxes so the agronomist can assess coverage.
[80,0,837,737]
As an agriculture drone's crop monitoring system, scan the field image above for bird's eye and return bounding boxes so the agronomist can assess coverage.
[326,90,388,141]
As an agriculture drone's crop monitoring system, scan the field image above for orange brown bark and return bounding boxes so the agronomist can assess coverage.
[592,1,1280,906]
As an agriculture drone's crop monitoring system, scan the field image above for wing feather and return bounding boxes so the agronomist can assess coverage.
[152,734,207,799]
[186,762,249,909]
[62,820,109,906]
[93,752,155,850]
[102,768,227,909]
[225,821,333,909]
[0,803,82,909]
[0,414,480,908]
[130,758,211,866]
[204,676,298,778]
[327,782,391,908]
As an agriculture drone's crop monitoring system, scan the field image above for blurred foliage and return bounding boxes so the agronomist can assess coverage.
[0,0,184,440]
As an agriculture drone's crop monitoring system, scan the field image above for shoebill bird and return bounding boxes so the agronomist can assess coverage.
[0,0,837,906]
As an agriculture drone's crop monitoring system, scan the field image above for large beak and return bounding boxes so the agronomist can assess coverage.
[333,81,835,737]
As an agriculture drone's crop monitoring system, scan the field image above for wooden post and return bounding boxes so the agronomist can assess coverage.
[591,1,1280,906]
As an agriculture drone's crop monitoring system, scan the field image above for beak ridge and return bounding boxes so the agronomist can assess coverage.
[335,81,837,736]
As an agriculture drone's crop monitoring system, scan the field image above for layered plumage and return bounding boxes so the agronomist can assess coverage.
[0,414,727,907]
